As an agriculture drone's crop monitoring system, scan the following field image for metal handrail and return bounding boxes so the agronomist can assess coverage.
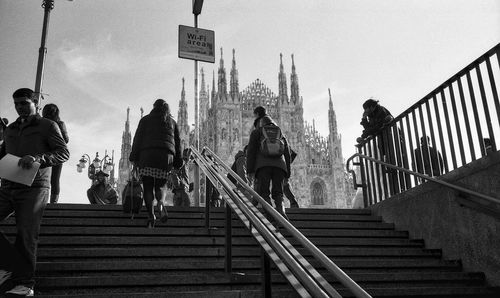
[190,147,315,297]
[202,147,372,298]
[346,153,500,205]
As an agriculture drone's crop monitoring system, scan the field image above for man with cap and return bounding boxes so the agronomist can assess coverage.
[87,170,118,205]
[0,88,69,296]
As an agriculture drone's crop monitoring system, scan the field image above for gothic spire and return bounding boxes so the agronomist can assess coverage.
[211,70,217,107]
[217,47,227,100]
[230,48,239,101]
[278,53,288,103]
[178,78,189,134]
[125,107,130,133]
[290,54,300,104]
[328,88,338,139]
[200,67,206,95]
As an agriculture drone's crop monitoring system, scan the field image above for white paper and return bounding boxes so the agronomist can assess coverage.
[0,154,41,186]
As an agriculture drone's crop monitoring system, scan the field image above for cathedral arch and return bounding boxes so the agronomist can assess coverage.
[310,178,327,205]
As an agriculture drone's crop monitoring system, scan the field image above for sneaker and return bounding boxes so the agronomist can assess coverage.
[0,269,12,287]
[5,284,34,296]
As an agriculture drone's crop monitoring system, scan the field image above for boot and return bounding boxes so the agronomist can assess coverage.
[50,194,59,204]
[274,199,289,221]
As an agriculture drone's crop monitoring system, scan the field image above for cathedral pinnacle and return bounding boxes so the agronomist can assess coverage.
[290,54,300,104]
[230,48,239,101]
[278,53,288,103]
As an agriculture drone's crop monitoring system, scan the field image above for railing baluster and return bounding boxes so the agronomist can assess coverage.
[205,176,210,229]
[373,134,389,200]
[433,93,450,173]
[404,115,418,187]
[392,123,405,191]
[476,65,497,152]
[448,83,467,166]
[485,56,500,150]
[411,111,423,183]
[261,248,272,298]
[398,121,411,190]
[440,89,458,169]
[456,76,476,161]
[424,99,443,174]
[365,142,376,205]
[418,104,434,178]
[466,71,486,156]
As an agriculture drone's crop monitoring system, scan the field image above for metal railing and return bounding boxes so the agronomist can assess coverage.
[191,146,372,298]
[355,43,500,206]
[346,153,500,213]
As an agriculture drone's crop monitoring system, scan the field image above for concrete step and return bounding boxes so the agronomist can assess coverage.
[0,217,396,230]
[35,246,442,259]
[43,204,373,215]
[34,286,500,298]
[36,258,462,273]
[25,235,424,248]
[33,272,486,287]
[41,210,382,222]
[0,226,410,238]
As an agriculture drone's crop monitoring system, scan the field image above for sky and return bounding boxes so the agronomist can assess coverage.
[0,0,499,204]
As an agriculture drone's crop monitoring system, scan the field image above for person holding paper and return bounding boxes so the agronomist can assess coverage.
[0,88,69,296]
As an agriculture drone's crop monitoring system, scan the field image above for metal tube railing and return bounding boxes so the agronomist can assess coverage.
[191,147,334,298]
[347,153,500,206]
[356,43,499,204]
[202,147,372,298]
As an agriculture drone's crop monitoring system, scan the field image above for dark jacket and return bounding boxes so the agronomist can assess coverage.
[0,115,70,189]
[413,145,444,176]
[361,105,394,138]
[246,115,291,177]
[129,112,182,169]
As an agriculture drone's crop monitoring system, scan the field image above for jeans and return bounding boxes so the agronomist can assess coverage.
[0,187,49,288]
[255,167,288,219]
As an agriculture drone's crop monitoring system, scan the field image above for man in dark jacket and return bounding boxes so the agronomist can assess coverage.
[247,106,291,220]
[0,88,69,296]
[413,136,444,177]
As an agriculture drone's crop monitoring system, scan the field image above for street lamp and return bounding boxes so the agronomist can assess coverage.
[77,151,116,186]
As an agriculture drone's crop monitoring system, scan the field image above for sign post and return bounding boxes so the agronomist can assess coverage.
[178,10,215,206]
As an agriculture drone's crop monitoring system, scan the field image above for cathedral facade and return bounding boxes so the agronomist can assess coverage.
[118,49,354,208]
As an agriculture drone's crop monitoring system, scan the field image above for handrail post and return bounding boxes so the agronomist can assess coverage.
[205,175,210,229]
[356,145,369,207]
[261,248,272,298]
[224,203,232,274]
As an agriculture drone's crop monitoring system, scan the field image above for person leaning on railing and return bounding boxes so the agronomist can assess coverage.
[356,98,394,146]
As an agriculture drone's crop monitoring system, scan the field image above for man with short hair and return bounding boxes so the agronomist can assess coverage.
[0,88,69,296]
[247,106,291,221]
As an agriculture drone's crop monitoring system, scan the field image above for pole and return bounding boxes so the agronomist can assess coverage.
[34,0,54,106]
[193,14,200,206]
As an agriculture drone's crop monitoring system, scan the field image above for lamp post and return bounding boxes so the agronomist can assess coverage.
[192,0,204,206]
[77,151,115,186]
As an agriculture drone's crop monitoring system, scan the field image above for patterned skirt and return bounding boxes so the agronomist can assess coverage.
[138,167,170,180]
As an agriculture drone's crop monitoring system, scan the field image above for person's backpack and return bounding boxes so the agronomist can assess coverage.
[260,124,285,157]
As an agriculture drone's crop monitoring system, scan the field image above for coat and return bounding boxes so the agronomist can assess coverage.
[129,111,182,169]
[0,115,69,189]
[246,115,291,177]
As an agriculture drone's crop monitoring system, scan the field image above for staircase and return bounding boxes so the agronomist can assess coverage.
[1,204,498,297]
